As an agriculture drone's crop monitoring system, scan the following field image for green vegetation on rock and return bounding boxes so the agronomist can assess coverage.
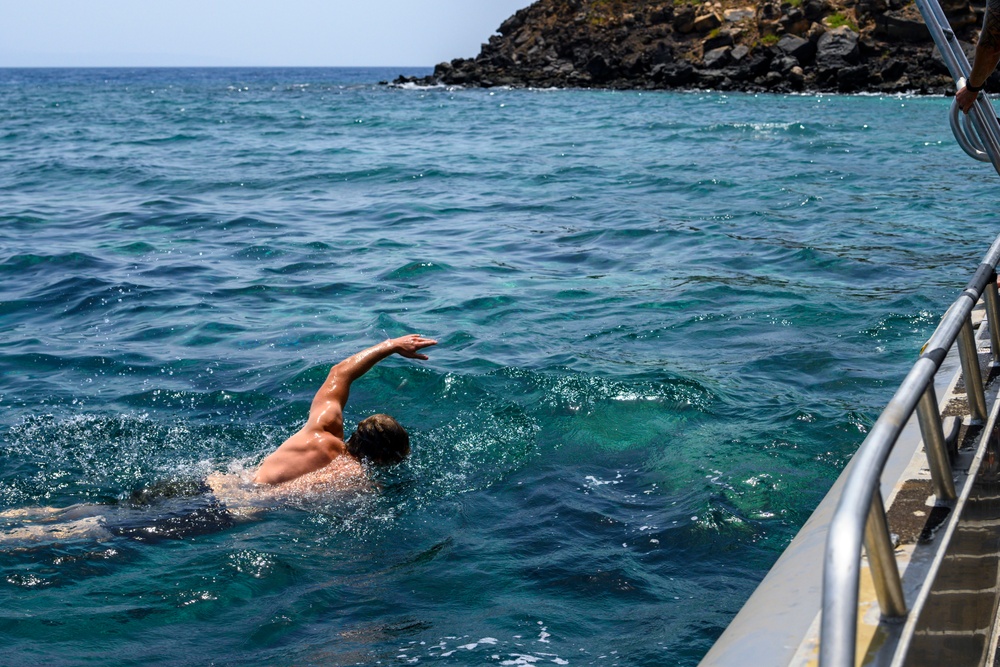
[825,12,859,31]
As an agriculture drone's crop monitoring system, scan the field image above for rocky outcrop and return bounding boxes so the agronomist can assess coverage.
[392,0,993,94]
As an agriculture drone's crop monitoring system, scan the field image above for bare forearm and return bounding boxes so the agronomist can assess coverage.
[972,0,1000,87]
[970,47,1000,89]
[316,334,436,408]
[957,0,1000,112]
[307,340,398,418]
[329,339,398,385]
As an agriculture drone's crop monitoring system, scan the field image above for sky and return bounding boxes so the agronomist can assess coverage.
[0,1,536,67]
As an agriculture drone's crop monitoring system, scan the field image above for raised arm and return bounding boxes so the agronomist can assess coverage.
[313,334,438,417]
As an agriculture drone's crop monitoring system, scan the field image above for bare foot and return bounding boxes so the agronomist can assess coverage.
[0,504,106,523]
[0,516,113,545]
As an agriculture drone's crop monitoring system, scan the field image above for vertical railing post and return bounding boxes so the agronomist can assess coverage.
[958,316,988,423]
[916,384,957,501]
[864,491,907,618]
[984,270,1000,363]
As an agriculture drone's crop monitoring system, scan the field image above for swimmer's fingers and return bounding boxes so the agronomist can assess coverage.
[394,334,437,360]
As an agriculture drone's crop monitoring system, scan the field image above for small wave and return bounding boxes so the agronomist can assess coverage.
[115,133,202,146]
[262,261,331,275]
[391,633,571,665]
[1,276,143,322]
[0,251,111,274]
[107,241,157,255]
[219,215,280,232]
[380,261,452,281]
[428,294,517,318]
[232,245,287,261]
[861,310,936,342]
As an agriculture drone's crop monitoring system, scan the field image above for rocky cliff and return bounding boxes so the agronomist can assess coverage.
[394,0,990,93]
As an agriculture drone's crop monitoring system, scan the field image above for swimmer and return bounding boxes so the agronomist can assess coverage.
[0,334,437,545]
[252,333,437,485]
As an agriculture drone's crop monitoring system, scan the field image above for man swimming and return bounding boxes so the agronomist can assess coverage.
[254,333,437,485]
[0,333,437,544]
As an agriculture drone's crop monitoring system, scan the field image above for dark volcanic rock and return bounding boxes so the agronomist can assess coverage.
[776,35,816,64]
[816,26,860,66]
[391,0,966,94]
[674,6,697,33]
[875,9,930,41]
[703,46,732,68]
[703,30,736,51]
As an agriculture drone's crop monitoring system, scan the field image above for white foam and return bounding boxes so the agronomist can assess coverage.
[390,81,449,91]
[584,475,620,487]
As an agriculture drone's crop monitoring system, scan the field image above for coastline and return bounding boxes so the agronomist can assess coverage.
[392,0,989,95]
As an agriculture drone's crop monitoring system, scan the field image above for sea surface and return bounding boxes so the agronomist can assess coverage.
[1,67,997,666]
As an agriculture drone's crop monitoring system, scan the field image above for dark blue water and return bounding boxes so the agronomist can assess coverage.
[0,67,995,666]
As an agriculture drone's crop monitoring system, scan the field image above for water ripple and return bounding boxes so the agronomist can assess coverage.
[0,68,990,667]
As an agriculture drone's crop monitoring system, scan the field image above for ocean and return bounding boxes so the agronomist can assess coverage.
[0,67,996,666]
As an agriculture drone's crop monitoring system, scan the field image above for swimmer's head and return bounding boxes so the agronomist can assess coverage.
[346,414,410,465]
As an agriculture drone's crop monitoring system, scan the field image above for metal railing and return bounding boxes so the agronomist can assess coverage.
[818,4,1000,663]
[819,234,1000,667]
[914,0,1000,175]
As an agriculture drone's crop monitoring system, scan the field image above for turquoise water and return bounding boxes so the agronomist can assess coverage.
[0,67,996,666]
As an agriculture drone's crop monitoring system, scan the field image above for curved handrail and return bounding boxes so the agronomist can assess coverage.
[819,233,1000,667]
[950,89,992,162]
[914,0,1000,176]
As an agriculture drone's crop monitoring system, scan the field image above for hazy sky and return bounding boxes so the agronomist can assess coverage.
[0,1,536,67]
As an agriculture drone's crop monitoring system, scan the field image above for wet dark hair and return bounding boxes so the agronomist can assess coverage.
[346,414,410,465]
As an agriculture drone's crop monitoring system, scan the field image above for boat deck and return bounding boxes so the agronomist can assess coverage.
[701,297,1000,667]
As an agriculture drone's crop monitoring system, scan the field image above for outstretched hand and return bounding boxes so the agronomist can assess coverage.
[392,334,438,360]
